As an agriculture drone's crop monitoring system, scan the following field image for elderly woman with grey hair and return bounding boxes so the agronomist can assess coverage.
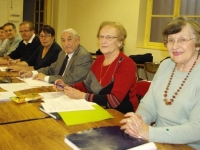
[120,16,200,149]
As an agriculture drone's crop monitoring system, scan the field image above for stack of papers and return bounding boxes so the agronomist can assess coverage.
[0,83,32,92]
[38,92,113,125]
[39,92,95,112]
[0,92,16,102]
[17,77,53,87]
[41,100,95,112]
[0,77,52,92]
[39,92,70,103]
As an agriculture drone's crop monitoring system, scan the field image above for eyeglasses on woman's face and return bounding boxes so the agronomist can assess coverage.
[39,34,51,39]
[98,35,117,41]
[166,37,195,46]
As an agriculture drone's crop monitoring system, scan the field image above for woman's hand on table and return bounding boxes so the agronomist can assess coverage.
[120,112,149,141]
[64,85,86,99]
[53,79,66,91]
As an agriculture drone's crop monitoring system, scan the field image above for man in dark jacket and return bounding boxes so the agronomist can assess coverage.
[0,21,41,64]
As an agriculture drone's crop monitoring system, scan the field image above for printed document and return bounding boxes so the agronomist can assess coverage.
[41,100,95,112]
[0,92,16,101]
[0,83,32,92]
[17,77,53,87]
[39,92,71,102]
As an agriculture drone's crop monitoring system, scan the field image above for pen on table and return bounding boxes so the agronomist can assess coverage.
[55,84,65,89]
[27,100,42,103]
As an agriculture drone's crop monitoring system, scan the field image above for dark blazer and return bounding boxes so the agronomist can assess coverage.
[37,45,93,84]
[8,35,41,61]
[25,42,62,70]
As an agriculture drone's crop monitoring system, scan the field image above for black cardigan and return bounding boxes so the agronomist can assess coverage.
[25,41,62,70]
[8,36,41,61]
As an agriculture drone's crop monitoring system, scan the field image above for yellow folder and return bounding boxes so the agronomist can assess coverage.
[59,104,113,125]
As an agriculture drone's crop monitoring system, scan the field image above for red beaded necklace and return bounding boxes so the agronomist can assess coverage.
[164,55,199,105]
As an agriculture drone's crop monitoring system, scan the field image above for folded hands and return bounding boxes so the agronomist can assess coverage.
[120,112,149,141]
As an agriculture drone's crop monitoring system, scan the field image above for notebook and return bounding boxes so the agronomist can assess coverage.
[65,126,157,150]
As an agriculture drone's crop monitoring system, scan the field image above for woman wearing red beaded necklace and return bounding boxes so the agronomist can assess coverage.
[120,16,200,149]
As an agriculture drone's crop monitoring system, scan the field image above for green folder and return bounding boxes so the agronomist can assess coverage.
[58,104,113,125]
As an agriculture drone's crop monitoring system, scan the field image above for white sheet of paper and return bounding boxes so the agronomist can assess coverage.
[17,77,53,87]
[39,92,71,103]
[39,92,66,99]
[0,83,32,92]
[127,142,157,150]
[0,67,7,71]
[0,92,16,101]
[41,99,95,112]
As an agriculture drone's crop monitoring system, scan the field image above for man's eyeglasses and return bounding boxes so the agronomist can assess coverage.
[39,34,51,39]
[98,35,117,41]
[19,30,31,33]
[166,37,195,46]
[4,29,13,33]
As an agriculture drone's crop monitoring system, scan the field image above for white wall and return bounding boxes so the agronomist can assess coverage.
[64,0,140,55]
[0,0,169,62]
[59,0,169,62]
[0,0,23,31]
[51,0,67,44]
[0,0,8,26]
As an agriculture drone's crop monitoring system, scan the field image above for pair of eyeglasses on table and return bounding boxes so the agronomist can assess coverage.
[0,67,19,83]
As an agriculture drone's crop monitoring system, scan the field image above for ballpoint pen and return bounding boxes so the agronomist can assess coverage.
[27,99,42,103]
[55,84,64,89]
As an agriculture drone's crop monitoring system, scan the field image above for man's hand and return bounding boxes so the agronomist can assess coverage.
[7,65,23,71]
[33,73,46,81]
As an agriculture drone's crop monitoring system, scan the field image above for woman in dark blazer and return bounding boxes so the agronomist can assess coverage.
[8,25,61,71]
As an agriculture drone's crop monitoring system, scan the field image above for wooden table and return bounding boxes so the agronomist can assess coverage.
[0,109,194,150]
[0,73,55,124]
[0,74,195,150]
[0,85,56,124]
[0,70,19,77]
[0,101,49,125]
[0,70,21,88]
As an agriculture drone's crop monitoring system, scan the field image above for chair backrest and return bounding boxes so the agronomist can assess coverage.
[144,62,160,80]
[135,80,151,102]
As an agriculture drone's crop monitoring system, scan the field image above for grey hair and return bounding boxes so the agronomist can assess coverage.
[62,28,79,39]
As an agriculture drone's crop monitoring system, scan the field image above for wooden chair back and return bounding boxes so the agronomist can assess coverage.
[144,62,159,80]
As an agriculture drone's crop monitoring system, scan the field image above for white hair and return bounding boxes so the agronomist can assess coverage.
[62,28,79,39]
